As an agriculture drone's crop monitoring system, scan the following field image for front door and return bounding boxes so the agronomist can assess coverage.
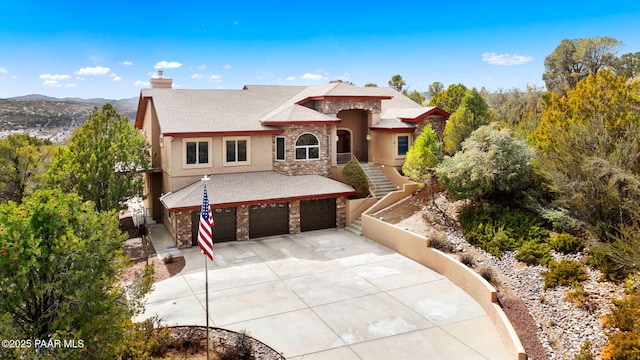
[337,129,351,164]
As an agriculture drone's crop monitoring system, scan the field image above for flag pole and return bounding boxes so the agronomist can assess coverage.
[201,175,211,360]
[205,250,210,360]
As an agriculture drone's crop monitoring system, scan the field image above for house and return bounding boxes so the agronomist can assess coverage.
[134,72,449,248]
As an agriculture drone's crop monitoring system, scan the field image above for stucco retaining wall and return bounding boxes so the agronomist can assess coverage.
[361,214,526,360]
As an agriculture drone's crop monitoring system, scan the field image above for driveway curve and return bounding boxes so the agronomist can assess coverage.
[140,227,509,360]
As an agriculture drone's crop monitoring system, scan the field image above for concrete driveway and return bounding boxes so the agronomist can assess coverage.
[140,226,509,360]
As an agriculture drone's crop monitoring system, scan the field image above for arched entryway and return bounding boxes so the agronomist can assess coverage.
[337,109,369,162]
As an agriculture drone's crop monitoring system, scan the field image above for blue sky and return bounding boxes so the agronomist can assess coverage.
[1,0,639,99]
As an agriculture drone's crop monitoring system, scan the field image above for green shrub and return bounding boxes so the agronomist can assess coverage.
[586,245,632,281]
[549,233,584,254]
[459,203,549,257]
[341,160,370,198]
[515,241,552,266]
[573,339,595,360]
[543,259,587,289]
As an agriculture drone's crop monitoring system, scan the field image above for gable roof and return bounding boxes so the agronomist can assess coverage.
[160,171,355,211]
[135,83,447,135]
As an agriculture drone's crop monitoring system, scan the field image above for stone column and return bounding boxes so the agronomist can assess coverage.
[236,205,249,241]
[336,197,346,228]
[175,211,192,249]
[289,201,301,234]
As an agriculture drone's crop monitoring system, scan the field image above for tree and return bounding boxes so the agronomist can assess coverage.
[532,70,640,236]
[0,134,54,203]
[436,124,536,201]
[442,88,491,154]
[45,104,151,212]
[402,89,426,104]
[427,81,444,101]
[402,124,441,182]
[615,51,640,79]
[0,189,153,359]
[341,160,370,198]
[485,86,545,136]
[364,82,378,87]
[388,74,406,92]
[428,83,468,114]
[542,36,622,96]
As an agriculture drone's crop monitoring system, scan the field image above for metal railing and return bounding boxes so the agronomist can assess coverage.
[352,154,376,199]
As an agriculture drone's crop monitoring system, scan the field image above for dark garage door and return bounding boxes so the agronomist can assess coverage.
[300,198,336,232]
[192,207,237,245]
[249,202,289,239]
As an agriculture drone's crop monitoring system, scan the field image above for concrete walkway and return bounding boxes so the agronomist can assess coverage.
[140,224,509,360]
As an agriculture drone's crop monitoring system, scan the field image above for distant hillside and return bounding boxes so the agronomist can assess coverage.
[0,96,138,143]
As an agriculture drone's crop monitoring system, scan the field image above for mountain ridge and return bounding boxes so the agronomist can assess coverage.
[0,95,139,143]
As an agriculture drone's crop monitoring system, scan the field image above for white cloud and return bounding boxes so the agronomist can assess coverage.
[39,74,72,81]
[209,74,222,82]
[222,64,232,70]
[0,67,8,73]
[112,76,122,81]
[155,61,182,69]
[66,83,77,88]
[192,73,204,79]
[134,80,150,87]
[43,80,62,87]
[75,66,113,76]
[482,52,533,66]
[286,76,296,81]
[121,61,133,66]
[302,73,325,81]
[335,72,350,82]
[198,64,207,70]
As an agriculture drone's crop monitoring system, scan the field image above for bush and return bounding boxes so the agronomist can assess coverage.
[341,160,370,198]
[436,124,535,200]
[586,245,632,281]
[515,241,552,266]
[460,253,476,267]
[549,233,584,254]
[543,259,587,289]
[573,339,595,360]
[459,203,549,257]
[601,292,640,360]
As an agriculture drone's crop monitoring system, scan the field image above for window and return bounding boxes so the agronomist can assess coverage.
[295,133,320,160]
[275,136,285,161]
[397,135,409,156]
[186,140,209,165]
[223,136,250,165]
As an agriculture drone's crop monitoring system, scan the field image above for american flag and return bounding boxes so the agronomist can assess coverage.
[197,184,214,261]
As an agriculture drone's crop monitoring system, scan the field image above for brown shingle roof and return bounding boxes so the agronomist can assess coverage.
[160,171,355,210]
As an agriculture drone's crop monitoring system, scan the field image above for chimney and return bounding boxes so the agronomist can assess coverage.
[150,70,172,89]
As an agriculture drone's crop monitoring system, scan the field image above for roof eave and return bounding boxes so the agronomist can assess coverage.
[164,191,357,213]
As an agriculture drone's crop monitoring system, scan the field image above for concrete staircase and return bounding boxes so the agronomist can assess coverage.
[360,163,396,199]
[346,217,362,236]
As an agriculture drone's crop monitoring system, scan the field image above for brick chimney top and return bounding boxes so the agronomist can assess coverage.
[150,70,172,89]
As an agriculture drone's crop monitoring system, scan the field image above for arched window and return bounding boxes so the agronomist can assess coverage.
[295,133,320,160]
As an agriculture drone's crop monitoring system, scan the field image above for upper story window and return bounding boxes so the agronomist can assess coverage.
[185,139,210,166]
[275,136,285,161]
[223,136,250,165]
[295,133,320,160]
[397,135,409,156]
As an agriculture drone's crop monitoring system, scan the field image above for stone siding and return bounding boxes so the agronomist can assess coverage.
[236,205,249,241]
[313,99,381,115]
[175,211,192,249]
[336,197,346,228]
[414,115,447,141]
[273,124,332,176]
[289,201,301,234]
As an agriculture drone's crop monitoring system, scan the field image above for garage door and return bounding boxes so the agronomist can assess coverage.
[300,198,336,232]
[192,207,236,245]
[249,202,289,239]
